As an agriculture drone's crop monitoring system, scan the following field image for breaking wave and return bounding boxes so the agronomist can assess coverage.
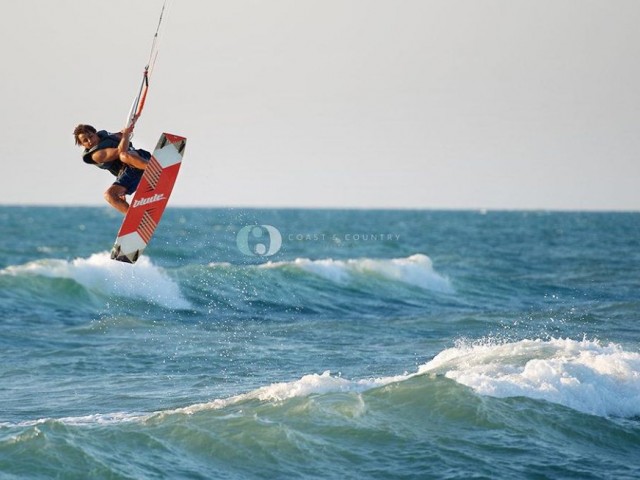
[257,253,453,293]
[1,252,190,310]
[419,337,640,418]
[5,337,638,430]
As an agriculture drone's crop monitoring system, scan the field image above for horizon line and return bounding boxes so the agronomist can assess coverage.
[1,202,638,214]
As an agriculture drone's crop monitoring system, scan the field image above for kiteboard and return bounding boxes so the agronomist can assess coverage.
[110,133,186,263]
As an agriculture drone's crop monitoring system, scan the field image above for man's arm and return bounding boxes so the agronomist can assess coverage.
[115,116,147,170]
[89,147,119,164]
[117,125,133,158]
[87,122,133,165]
[87,131,123,164]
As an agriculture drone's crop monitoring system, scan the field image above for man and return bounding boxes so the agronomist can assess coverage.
[74,121,151,214]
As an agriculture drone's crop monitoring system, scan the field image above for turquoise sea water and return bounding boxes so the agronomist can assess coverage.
[1,207,639,479]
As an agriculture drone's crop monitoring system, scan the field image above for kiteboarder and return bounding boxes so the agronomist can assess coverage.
[74,118,150,214]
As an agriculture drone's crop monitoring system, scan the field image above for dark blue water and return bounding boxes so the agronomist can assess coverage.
[1,207,639,479]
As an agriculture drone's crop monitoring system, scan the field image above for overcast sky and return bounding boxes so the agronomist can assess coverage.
[1,0,638,210]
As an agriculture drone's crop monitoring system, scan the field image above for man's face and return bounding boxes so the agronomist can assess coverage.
[77,132,99,149]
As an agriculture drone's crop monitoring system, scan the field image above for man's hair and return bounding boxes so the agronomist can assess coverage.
[73,124,97,145]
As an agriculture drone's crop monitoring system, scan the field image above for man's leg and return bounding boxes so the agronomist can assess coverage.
[104,184,130,214]
[119,151,148,170]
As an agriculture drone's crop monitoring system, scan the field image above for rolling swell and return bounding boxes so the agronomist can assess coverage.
[180,253,455,318]
[3,339,640,479]
[1,251,454,320]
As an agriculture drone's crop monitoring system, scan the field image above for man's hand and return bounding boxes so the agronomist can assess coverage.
[121,125,134,137]
[121,114,140,137]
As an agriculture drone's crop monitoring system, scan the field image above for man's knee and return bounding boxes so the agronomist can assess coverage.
[119,151,139,165]
[104,186,124,203]
[104,189,115,204]
[119,151,147,169]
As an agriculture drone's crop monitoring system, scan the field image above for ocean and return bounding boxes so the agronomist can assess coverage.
[0,206,639,479]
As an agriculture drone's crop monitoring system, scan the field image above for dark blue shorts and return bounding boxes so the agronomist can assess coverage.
[113,149,151,194]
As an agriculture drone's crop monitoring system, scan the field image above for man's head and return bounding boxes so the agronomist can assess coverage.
[73,124,98,149]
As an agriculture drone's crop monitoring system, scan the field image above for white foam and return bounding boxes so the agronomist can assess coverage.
[1,252,190,309]
[418,338,640,418]
[0,371,409,428]
[261,254,453,293]
[0,412,144,429]
[159,370,409,417]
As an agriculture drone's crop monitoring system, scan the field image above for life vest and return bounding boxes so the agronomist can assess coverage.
[82,130,127,176]
[82,130,149,176]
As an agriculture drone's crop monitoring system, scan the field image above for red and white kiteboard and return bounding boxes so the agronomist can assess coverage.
[110,133,186,263]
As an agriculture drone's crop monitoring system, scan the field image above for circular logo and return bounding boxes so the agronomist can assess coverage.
[236,225,282,256]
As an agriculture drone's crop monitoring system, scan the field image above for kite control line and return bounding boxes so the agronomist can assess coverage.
[125,1,168,130]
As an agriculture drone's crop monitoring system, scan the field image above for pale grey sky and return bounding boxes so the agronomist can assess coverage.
[1,0,638,210]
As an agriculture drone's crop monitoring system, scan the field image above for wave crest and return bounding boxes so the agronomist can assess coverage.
[4,337,639,428]
[2,252,190,310]
[419,338,640,418]
[260,253,453,293]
